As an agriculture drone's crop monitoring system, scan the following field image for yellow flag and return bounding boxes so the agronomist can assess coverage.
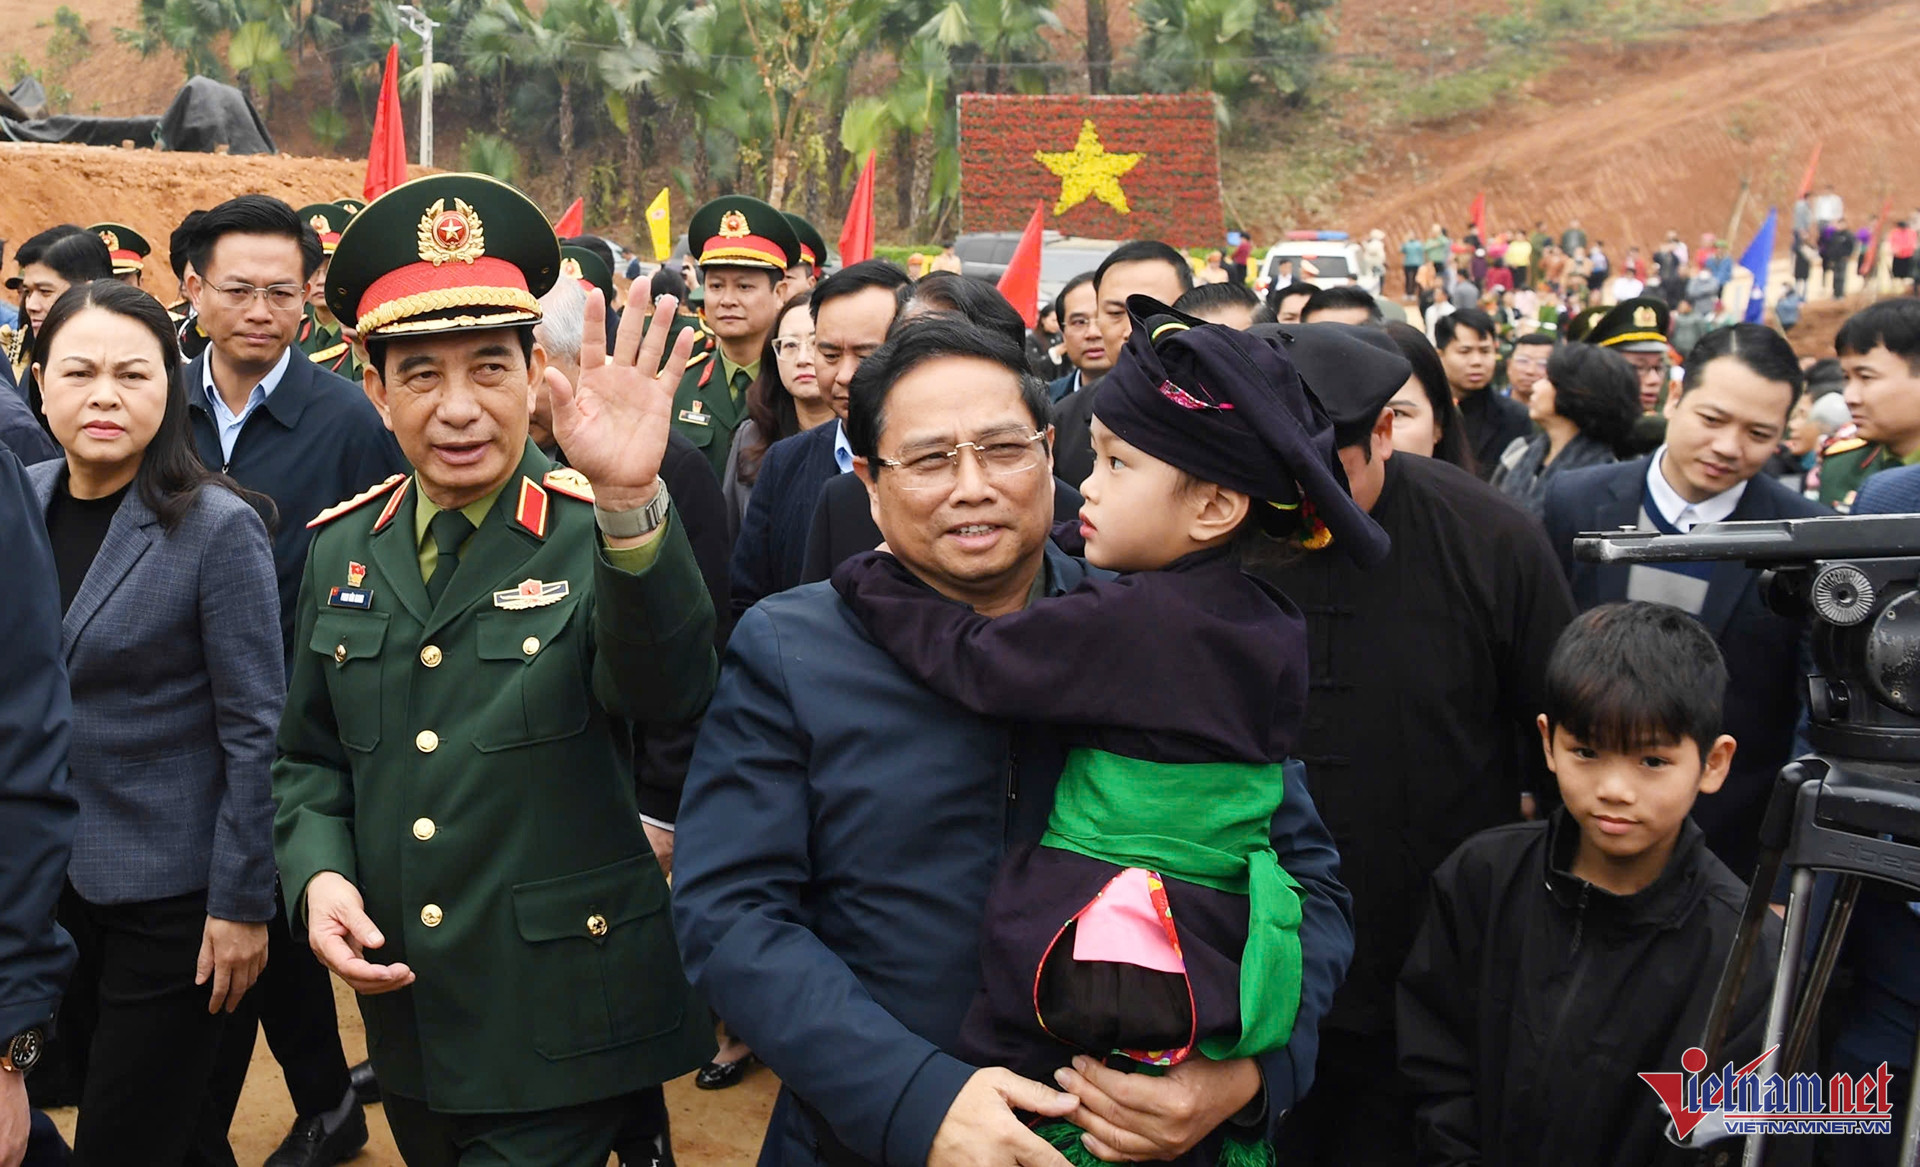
[646,188,672,262]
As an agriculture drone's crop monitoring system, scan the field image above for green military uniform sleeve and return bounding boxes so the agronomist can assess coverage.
[273,537,362,924]
[591,510,717,726]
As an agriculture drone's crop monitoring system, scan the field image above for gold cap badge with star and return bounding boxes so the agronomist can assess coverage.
[88,222,150,276]
[326,173,559,341]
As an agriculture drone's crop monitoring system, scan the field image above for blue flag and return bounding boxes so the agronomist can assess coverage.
[1739,208,1778,324]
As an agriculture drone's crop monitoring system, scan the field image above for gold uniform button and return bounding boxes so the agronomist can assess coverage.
[522,636,540,656]
[412,817,436,841]
[415,730,439,753]
[420,904,443,927]
[333,644,347,663]
[420,645,443,668]
[586,913,609,938]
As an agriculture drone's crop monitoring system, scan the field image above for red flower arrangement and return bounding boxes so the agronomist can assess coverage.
[957,94,1224,246]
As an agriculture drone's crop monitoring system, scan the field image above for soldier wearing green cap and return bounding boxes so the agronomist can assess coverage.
[273,172,717,1164]
[296,203,357,375]
[90,221,151,287]
[1584,296,1675,454]
[670,195,800,480]
[783,211,827,291]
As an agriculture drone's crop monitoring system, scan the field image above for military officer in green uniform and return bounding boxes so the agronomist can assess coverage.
[273,172,717,1166]
[668,195,799,480]
[783,211,827,291]
[90,221,151,287]
[1813,430,1883,511]
[294,202,358,376]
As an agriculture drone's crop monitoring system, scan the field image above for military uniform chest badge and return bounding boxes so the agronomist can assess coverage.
[494,579,570,609]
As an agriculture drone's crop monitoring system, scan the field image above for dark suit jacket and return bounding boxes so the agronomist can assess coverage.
[799,473,1087,585]
[1051,377,1102,489]
[1542,458,1831,878]
[1852,463,1920,515]
[1046,369,1079,403]
[729,420,842,617]
[29,463,284,921]
[0,448,75,1040]
[185,346,408,667]
[674,544,1351,1164]
[0,376,57,466]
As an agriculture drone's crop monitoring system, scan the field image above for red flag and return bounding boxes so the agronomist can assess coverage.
[997,203,1045,329]
[554,198,585,238]
[839,152,877,266]
[1860,197,1894,278]
[1468,191,1488,241]
[363,44,407,202]
[1798,142,1823,200]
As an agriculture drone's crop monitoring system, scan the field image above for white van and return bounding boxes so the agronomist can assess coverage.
[1256,234,1370,295]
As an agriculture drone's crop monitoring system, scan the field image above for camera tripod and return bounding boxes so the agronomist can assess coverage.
[1698,754,1920,1167]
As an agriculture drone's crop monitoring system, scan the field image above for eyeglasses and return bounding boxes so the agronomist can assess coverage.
[876,429,1048,492]
[771,335,816,359]
[209,282,305,312]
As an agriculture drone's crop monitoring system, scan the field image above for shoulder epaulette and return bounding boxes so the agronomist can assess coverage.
[543,467,594,503]
[684,348,713,369]
[311,341,350,364]
[1823,437,1870,457]
[307,474,407,530]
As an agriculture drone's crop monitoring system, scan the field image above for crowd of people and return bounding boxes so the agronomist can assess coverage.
[1,169,1919,1167]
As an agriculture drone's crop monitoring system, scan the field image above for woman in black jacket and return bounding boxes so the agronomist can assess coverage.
[1490,343,1640,518]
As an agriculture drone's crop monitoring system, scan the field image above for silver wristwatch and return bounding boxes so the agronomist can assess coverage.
[594,482,671,539]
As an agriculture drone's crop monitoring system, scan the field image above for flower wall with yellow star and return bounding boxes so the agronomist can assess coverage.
[957,94,1223,245]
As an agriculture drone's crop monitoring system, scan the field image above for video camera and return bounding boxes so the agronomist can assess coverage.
[1576,514,1920,760]
[1578,514,1920,1165]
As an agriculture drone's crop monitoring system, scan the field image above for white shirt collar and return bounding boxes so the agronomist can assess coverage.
[832,417,854,474]
[1645,445,1747,531]
[201,345,293,411]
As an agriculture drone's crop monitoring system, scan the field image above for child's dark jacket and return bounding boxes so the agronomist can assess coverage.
[1398,809,1779,1167]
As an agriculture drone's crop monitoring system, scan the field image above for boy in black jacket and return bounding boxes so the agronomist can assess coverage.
[1398,601,1781,1166]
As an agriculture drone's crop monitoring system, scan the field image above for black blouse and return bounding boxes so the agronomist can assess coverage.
[46,469,131,615]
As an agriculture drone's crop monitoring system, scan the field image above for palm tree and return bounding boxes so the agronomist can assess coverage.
[919,0,1061,94]
[466,0,611,200]
[842,38,953,232]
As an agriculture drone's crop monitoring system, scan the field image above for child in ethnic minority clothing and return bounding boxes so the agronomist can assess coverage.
[1397,603,1781,1167]
[832,298,1409,1163]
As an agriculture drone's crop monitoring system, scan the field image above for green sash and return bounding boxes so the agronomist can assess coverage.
[1039,748,1303,1061]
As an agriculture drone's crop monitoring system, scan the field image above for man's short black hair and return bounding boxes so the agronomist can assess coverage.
[811,258,910,324]
[1680,323,1802,412]
[169,210,207,281]
[1434,308,1497,349]
[14,225,113,285]
[1093,240,1194,296]
[1834,298,1920,373]
[1267,280,1320,313]
[365,325,537,385]
[649,264,687,302]
[1172,281,1260,318]
[846,315,1052,477]
[1052,271,1096,323]
[185,194,323,282]
[1300,283,1383,322]
[1545,601,1727,758]
[899,272,1028,348]
[1513,331,1556,349]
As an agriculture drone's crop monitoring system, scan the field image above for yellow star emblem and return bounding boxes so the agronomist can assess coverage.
[1034,119,1144,217]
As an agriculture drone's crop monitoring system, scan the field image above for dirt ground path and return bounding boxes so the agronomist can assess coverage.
[46,978,780,1166]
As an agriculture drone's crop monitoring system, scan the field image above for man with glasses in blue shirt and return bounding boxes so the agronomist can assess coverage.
[179,193,405,1167]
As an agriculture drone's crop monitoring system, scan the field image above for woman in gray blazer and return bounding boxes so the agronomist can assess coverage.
[26,280,282,1165]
